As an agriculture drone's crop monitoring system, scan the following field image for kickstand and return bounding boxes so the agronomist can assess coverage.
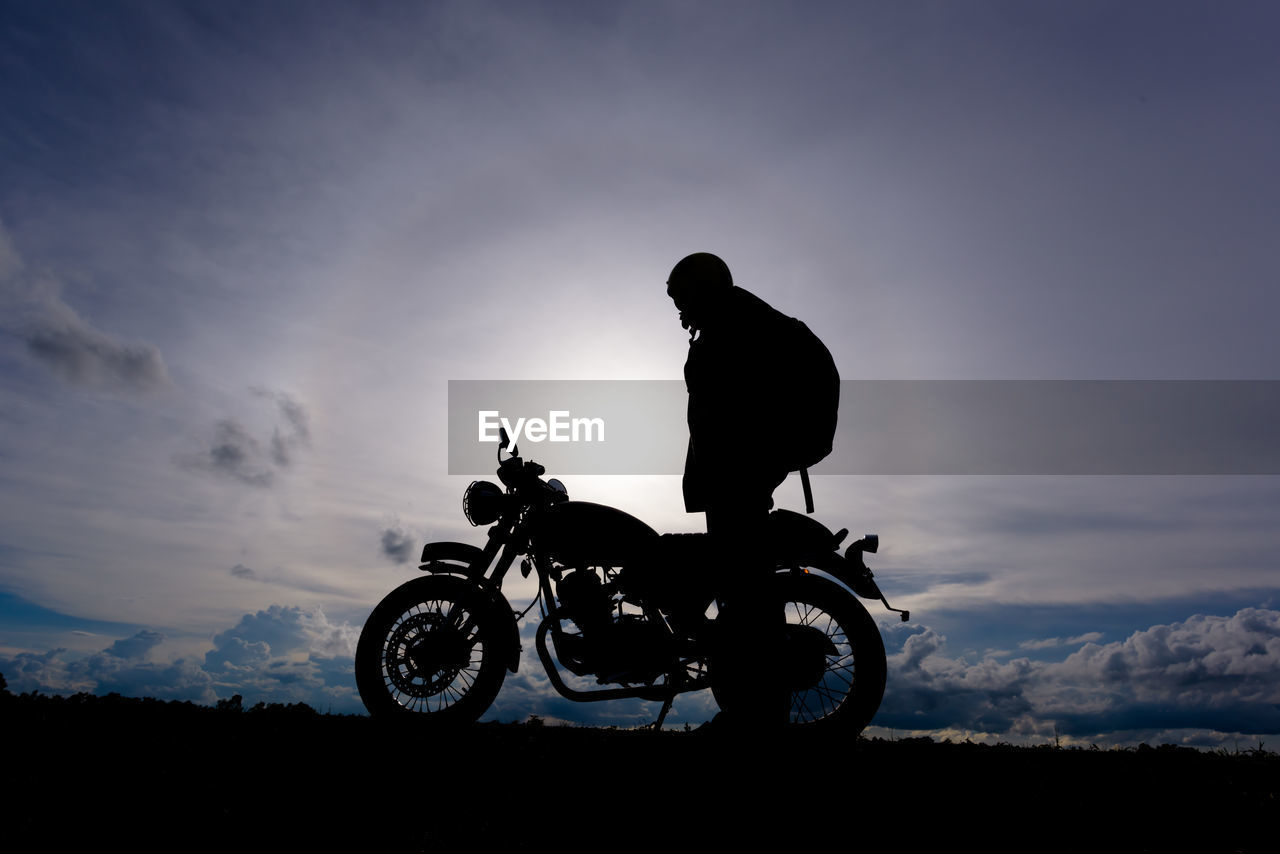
[652,694,674,730]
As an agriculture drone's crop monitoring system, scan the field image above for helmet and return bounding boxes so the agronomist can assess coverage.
[666,252,733,296]
[667,253,732,334]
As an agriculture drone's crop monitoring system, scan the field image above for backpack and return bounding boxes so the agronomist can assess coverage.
[775,316,839,510]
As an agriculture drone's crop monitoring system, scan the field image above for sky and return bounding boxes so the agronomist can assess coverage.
[2,0,1278,746]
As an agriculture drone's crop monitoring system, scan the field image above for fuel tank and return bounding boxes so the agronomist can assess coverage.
[534,501,660,567]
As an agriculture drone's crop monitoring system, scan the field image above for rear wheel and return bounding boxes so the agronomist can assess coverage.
[710,572,886,732]
[355,575,512,723]
[780,572,886,731]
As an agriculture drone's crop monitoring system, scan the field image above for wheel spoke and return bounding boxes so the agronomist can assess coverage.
[362,586,502,717]
[782,589,864,725]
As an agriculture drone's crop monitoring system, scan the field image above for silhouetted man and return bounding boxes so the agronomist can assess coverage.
[667,252,795,729]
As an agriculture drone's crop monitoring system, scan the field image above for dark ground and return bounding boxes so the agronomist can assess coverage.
[3,691,1275,853]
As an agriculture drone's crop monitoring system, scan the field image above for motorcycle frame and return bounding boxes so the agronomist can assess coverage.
[419,514,705,705]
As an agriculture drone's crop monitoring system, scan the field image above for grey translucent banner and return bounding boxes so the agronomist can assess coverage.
[448,380,1280,476]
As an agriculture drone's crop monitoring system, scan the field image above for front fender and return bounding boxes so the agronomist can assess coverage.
[420,541,485,569]
[416,542,521,672]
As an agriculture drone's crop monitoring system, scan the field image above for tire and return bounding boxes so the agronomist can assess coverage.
[355,574,511,723]
[779,572,886,732]
[710,571,887,732]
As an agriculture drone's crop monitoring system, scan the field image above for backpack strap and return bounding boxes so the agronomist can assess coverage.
[800,467,815,514]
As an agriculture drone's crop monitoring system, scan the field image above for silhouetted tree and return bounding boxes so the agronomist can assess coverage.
[215,694,243,713]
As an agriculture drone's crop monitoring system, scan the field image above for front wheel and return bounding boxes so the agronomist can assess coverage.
[355,574,512,724]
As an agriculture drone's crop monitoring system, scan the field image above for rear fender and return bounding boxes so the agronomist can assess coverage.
[797,551,885,602]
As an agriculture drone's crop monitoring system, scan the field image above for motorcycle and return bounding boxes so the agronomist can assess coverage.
[355,433,909,731]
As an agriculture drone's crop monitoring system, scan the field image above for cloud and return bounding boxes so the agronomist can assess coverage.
[71,652,215,703]
[22,312,169,392]
[0,642,215,704]
[6,600,1273,738]
[1019,632,1105,650]
[0,221,20,280]
[1045,609,1280,734]
[230,563,256,580]
[105,629,165,659]
[0,604,362,712]
[379,525,415,565]
[0,221,168,392]
[251,387,311,467]
[0,600,693,726]
[176,390,312,487]
[201,605,360,710]
[302,610,360,661]
[875,608,1280,743]
[207,605,314,663]
[0,648,77,693]
[177,419,276,487]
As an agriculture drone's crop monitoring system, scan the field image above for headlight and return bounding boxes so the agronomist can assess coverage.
[463,480,504,526]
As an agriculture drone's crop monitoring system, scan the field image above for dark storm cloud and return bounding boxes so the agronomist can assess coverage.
[230,563,256,580]
[0,223,168,392]
[177,419,275,487]
[1051,702,1280,738]
[379,525,415,565]
[105,629,165,659]
[176,390,311,487]
[251,387,311,467]
[22,312,169,392]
